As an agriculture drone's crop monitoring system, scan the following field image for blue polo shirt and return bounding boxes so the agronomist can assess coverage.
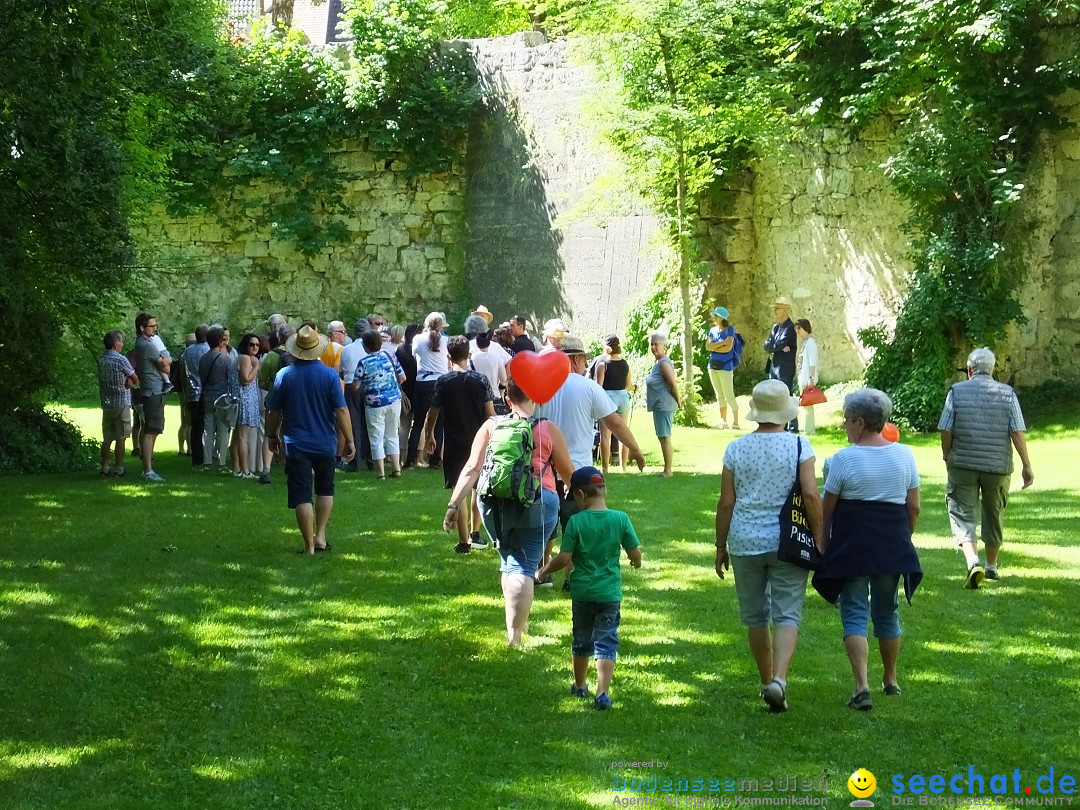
[266,359,346,456]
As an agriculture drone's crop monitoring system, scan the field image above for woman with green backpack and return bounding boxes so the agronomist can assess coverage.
[444,380,574,646]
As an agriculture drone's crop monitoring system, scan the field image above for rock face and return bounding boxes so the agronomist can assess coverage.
[130,142,466,338]
[462,33,668,337]
[700,116,1080,386]
[131,32,1078,387]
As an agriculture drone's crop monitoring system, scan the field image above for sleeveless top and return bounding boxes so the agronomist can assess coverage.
[531,418,557,493]
[601,358,630,390]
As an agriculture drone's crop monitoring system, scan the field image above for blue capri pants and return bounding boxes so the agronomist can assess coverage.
[839,574,902,639]
[483,488,559,579]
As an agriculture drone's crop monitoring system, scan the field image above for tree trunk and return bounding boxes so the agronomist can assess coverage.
[658,31,699,425]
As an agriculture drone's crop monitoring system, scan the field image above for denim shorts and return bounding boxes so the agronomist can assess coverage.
[730,551,809,628]
[571,600,621,660]
[839,574,902,639]
[652,409,674,438]
[285,449,336,509]
[488,488,559,578]
[605,388,631,415]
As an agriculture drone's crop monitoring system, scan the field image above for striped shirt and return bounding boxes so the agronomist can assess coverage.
[98,350,135,410]
[824,443,919,504]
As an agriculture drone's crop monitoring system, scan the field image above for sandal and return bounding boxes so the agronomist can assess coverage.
[761,679,788,713]
[883,683,901,696]
[391,470,402,478]
[847,689,873,711]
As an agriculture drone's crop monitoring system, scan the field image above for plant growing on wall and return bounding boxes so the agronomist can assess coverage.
[561,0,790,425]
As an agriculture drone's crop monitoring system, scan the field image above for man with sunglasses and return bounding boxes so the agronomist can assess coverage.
[133,312,171,482]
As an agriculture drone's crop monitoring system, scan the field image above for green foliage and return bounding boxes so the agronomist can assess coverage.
[0,407,98,475]
[438,0,535,37]
[0,0,225,414]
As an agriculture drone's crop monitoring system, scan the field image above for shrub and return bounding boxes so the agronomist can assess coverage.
[0,406,99,475]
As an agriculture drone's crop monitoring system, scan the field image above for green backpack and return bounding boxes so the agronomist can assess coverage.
[478,416,544,507]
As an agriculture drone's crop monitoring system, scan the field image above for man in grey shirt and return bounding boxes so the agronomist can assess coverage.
[182,324,210,466]
[198,325,235,472]
[133,312,171,482]
[938,347,1034,588]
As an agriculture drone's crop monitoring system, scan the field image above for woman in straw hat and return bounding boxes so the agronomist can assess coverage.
[714,379,823,713]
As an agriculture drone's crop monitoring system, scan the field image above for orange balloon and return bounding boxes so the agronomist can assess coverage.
[882,422,900,443]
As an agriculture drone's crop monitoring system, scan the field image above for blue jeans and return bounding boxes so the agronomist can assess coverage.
[571,600,621,661]
[487,489,559,578]
[839,574,902,639]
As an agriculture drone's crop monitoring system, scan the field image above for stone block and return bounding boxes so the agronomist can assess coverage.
[369,228,391,247]
[401,249,427,274]
[423,245,446,259]
[403,214,425,228]
[377,245,397,266]
[245,241,269,258]
[389,229,410,248]
[430,193,464,212]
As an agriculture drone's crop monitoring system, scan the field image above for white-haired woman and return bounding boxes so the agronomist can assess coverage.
[645,332,681,477]
[715,379,823,713]
[406,312,449,467]
[812,388,921,711]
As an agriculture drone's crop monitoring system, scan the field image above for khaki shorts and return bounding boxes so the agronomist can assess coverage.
[102,406,132,443]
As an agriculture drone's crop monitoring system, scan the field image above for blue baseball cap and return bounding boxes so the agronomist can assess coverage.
[712,306,730,319]
[570,465,605,491]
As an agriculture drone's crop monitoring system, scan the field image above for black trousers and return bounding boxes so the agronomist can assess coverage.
[190,399,205,465]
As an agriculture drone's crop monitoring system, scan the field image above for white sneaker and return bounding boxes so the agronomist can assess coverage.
[142,471,165,482]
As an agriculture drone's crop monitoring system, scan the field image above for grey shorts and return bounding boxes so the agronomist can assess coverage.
[730,551,809,628]
[141,394,166,435]
[102,406,132,443]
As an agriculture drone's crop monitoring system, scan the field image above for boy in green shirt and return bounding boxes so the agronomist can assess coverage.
[538,465,642,710]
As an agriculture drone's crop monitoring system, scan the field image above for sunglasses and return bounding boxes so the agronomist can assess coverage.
[248,342,260,348]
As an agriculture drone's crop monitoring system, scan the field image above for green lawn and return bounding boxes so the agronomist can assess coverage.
[1,401,1078,808]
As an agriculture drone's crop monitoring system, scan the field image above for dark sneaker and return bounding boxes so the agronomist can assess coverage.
[883,683,902,697]
[569,684,588,699]
[259,471,272,485]
[469,533,489,549]
[454,542,471,554]
[594,693,612,710]
[984,567,999,580]
[965,563,985,589]
[847,689,873,711]
[761,679,788,713]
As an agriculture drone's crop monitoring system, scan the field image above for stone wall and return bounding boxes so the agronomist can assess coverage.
[130,142,465,346]
[701,111,1080,386]
[462,33,669,339]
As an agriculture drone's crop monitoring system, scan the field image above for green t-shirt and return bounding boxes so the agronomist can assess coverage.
[561,509,641,603]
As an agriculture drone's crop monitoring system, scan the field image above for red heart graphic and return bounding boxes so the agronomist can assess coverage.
[509,350,570,405]
[882,422,900,443]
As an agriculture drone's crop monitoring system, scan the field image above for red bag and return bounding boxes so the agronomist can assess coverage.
[799,384,827,406]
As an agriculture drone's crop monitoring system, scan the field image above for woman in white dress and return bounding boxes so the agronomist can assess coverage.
[795,319,819,435]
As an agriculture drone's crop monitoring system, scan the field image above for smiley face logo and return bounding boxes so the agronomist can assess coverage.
[847,768,877,799]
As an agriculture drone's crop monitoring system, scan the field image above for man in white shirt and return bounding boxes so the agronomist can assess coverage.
[534,335,645,585]
[339,319,370,471]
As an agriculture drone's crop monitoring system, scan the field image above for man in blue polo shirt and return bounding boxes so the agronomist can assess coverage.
[266,324,355,555]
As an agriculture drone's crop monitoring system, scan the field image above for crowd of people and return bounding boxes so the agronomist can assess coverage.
[96,300,1035,712]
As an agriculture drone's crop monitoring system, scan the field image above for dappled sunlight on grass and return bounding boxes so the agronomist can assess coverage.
[1,409,1078,805]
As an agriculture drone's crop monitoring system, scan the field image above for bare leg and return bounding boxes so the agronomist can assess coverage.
[747,626,773,686]
[596,658,614,696]
[295,503,315,554]
[140,432,157,474]
[719,404,729,425]
[880,637,901,688]
[573,655,590,690]
[658,436,674,476]
[619,443,629,472]
[373,458,385,478]
[986,545,1000,567]
[960,539,980,568]
[314,495,333,550]
[844,634,870,692]
[599,422,613,473]
[456,507,469,544]
[469,491,481,534]
[772,625,799,682]
[100,441,111,471]
[502,573,534,646]
[236,425,250,475]
[388,453,401,476]
[114,439,126,468]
